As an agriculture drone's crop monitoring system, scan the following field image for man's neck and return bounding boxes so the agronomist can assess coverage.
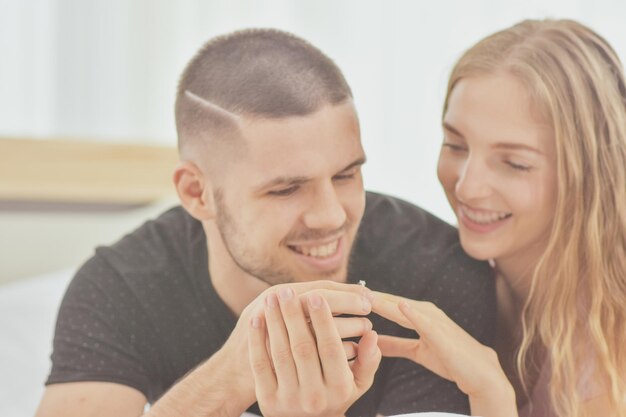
[203,224,270,317]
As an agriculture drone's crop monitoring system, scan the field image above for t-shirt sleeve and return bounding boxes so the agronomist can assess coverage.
[46,254,153,398]
[376,244,496,415]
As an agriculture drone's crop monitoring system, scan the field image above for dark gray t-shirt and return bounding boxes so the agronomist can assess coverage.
[46,192,495,416]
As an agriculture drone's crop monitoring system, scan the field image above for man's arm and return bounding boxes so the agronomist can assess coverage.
[36,281,375,417]
[146,347,255,417]
[35,382,147,417]
[35,335,254,417]
[35,366,248,417]
[146,284,377,417]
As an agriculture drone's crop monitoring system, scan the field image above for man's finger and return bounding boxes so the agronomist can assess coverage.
[333,317,373,339]
[351,330,381,391]
[307,294,353,386]
[343,341,357,360]
[264,292,299,386]
[276,287,324,388]
[301,288,374,317]
[247,314,277,397]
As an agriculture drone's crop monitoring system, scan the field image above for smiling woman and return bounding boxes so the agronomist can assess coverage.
[373,18,626,417]
[438,72,557,264]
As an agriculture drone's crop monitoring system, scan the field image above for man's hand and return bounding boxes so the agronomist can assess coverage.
[247,288,381,417]
[212,281,373,411]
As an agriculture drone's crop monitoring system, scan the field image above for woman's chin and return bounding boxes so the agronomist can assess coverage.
[458,238,500,262]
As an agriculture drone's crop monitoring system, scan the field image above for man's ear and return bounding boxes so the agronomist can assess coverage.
[173,161,217,220]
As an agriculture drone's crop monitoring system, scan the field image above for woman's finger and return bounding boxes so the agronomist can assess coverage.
[377,333,452,383]
[399,301,461,351]
[398,301,433,334]
[370,292,413,329]
[247,314,277,398]
[376,334,420,360]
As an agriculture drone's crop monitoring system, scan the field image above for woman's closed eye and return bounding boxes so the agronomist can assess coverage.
[442,141,468,152]
[505,160,532,171]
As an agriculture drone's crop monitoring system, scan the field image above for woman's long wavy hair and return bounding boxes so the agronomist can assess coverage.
[442,19,626,416]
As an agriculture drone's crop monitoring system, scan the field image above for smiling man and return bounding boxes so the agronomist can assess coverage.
[35,29,495,417]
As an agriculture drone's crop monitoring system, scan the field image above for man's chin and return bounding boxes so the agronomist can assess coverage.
[259,267,345,286]
[299,265,347,283]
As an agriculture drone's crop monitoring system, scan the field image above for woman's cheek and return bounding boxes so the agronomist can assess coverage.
[437,153,461,196]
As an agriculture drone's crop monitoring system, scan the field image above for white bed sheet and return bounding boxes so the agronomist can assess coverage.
[0,268,74,417]
[0,270,264,417]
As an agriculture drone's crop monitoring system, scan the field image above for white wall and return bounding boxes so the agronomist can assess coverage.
[1,0,625,278]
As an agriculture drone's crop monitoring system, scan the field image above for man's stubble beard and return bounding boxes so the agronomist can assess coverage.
[214,192,358,286]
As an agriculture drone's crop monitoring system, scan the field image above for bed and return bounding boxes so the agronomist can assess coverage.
[0,269,267,417]
[0,268,74,417]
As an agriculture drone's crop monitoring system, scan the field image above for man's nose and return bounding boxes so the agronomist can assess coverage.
[302,182,347,231]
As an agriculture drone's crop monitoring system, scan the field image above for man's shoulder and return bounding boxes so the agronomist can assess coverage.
[356,192,495,347]
[73,206,204,287]
[354,191,490,292]
[105,205,199,262]
[361,191,458,247]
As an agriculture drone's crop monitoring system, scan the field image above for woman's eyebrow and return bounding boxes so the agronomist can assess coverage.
[442,122,464,138]
[492,142,543,155]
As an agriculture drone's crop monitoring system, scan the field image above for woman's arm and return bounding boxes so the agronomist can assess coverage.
[372,292,518,417]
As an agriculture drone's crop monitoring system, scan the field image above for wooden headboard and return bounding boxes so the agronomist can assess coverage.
[0,138,179,204]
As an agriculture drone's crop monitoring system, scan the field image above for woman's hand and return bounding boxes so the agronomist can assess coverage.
[372,292,517,417]
[248,288,381,417]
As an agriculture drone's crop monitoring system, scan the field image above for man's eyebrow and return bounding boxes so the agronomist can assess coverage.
[336,157,367,174]
[254,156,367,192]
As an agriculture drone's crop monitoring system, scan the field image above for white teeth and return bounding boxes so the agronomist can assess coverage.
[461,205,511,224]
[292,240,339,259]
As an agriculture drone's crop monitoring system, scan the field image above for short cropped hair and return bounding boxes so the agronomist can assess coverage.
[175,28,353,164]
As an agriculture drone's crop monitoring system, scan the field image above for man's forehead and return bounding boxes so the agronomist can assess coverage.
[240,101,359,133]
[234,102,364,180]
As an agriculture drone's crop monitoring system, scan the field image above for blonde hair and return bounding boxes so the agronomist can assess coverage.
[443,19,626,416]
